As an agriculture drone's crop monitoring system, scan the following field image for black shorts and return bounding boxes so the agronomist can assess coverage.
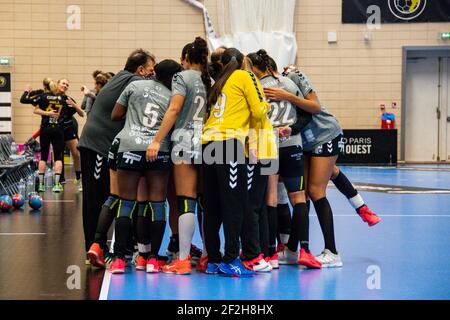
[117,151,172,173]
[63,124,78,142]
[304,134,344,157]
[107,138,120,171]
[40,125,65,162]
[273,145,305,193]
[171,148,202,165]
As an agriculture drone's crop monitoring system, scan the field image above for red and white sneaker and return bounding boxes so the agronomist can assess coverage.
[243,254,272,272]
[109,257,126,274]
[265,253,279,269]
[298,248,322,269]
[196,255,208,273]
[146,257,160,273]
[135,255,146,271]
[87,243,105,268]
[162,256,192,275]
[358,205,381,227]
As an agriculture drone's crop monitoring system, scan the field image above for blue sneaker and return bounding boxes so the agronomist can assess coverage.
[218,258,255,277]
[205,262,220,274]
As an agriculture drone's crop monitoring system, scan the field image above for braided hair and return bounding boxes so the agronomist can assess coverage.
[247,49,278,79]
[186,37,211,95]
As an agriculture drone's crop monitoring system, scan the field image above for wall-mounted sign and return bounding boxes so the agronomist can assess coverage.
[343,0,450,23]
[0,57,12,66]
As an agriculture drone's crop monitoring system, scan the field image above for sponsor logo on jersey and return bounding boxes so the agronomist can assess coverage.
[123,152,142,164]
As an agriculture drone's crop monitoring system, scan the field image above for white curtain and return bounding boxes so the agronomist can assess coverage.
[184,0,298,69]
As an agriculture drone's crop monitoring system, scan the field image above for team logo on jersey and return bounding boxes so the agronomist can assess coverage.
[388,0,427,21]
[0,76,6,87]
[123,152,142,164]
[315,145,323,154]
[338,137,345,154]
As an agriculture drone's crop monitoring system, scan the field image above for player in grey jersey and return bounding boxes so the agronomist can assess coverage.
[105,60,182,274]
[147,37,211,274]
[248,50,321,269]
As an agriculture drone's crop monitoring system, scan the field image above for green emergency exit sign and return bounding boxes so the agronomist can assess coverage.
[441,32,450,40]
[0,57,12,66]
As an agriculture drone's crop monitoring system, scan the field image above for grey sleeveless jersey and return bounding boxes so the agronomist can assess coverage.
[171,70,207,153]
[115,79,172,153]
[286,71,343,151]
[260,75,302,148]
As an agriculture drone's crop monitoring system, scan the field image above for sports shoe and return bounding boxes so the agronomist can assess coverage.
[87,243,105,268]
[196,255,208,272]
[205,262,220,274]
[219,258,255,277]
[135,255,146,271]
[316,249,343,268]
[146,257,160,273]
[38,183,45,193]
[267,253,279,269]
[74,179,83,192]
[109,257,126,274]
[190,244,202,265]
[162,256,192,275]
[243,254,272,272]
[52,183,63,193]
[358,205,381,227]
[278,247,298,265]
[298,248,322,269]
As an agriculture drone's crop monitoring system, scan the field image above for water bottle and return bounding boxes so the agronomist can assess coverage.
[26,175,34,197]
[18,178,26,198]
[10,141,17,155]
[45,167,53,188]
[33,170,39,192]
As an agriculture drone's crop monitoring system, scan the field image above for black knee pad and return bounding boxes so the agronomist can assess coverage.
[103,195,120,210]
[283,176,305,193]
[177,196,197,215]
[148,201,167,222]
[117,199,137,219]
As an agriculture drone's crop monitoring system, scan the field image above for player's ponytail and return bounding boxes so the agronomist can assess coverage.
[208,48,244,107]
[187,37,211,95]
[43,77,58,94]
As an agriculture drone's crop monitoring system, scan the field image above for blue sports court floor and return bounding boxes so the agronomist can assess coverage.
[101,165,450,300]
[1,165,449,300]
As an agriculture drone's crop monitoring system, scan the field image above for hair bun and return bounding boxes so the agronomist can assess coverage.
[257,49,267,57]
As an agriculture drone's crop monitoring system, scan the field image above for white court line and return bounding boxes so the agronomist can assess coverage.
[332,214,450,217]
[44,200,75,203]
[0,233,46,235]
[99,231,114,301]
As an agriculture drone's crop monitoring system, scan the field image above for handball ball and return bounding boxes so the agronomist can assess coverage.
[0,195,13,211]
[12,194,25,208]
[29,195,43,210]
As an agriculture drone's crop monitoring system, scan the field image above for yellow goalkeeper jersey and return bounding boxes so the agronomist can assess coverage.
[202,70,278,159]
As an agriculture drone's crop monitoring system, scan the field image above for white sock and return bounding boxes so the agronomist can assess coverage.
[349,194,365,210]
[280,233,290,244]
[178,213,195,260]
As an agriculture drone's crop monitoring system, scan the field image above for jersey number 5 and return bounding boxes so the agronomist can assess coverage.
[143,103,159,128]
